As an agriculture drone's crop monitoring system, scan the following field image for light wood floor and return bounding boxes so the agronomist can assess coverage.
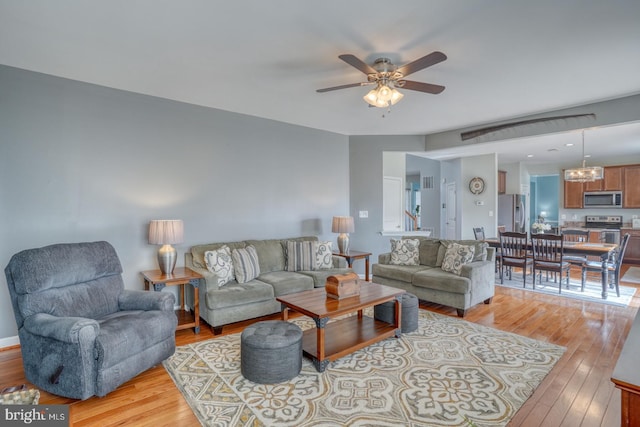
[1,265,639,426]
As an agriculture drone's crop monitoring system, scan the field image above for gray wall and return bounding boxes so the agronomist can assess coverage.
[349,135,426,267]
[406,154,441,235]
[0,65,349,341]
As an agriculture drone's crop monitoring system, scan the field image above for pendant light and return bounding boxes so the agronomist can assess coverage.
[564,130,603,182]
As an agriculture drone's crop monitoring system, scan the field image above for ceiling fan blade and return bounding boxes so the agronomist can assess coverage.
[400,80,445,94]
[397,51,447,77]
[338,54,376,75]
[316,82,372,93]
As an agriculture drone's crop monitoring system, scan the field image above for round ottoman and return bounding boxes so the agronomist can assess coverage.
[374,293,419,333]
[241,320,303,384]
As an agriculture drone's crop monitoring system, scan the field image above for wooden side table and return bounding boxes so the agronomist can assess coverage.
[332,250,372,281]
[141,267,202,333]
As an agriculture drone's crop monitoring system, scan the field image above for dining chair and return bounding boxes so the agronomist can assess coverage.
[562,229,590,268]
[581,233,630,297]
[531,233,571,293]
[473,227,486,240]
[499,231,532,285]
[474,227,502,276]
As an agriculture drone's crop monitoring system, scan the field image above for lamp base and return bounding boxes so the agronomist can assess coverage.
[157,244,177,275]
[337,233,350,254]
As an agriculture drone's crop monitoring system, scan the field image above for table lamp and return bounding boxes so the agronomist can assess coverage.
[149,219,184,274]
[332,216,354,254]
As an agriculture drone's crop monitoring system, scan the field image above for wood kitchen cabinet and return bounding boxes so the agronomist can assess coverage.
[498,170,506,195]
[583,166,623,191]
[563,179,583,208]
[624,166,640,208]
[621,228,640,265]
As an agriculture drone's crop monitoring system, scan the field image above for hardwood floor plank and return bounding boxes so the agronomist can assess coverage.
[1,266,638,426]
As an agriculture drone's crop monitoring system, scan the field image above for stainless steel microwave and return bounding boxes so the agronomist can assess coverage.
[583,191,623,208]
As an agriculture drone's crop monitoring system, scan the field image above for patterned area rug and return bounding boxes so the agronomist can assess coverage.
[163,310,565,427]
[497,271,636,307]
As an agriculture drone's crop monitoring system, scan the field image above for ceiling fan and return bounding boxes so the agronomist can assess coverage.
[317,51,447,108]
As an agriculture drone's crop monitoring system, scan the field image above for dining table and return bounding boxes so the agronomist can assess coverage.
[484,238,619,299]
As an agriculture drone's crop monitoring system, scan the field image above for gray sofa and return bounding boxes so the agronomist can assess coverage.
[185,236,352,333]
[4,241,177,400]
[372,237,496,317]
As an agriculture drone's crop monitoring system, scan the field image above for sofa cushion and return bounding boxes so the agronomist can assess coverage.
[372,263,431,283]
[436,240,488,266]
[204,245,235,286]
[191,241,246,269]
[390,239,420,265]
[96,309,176,369]
[232,246,261,283]
[245,239,287,273]
[299,268,354,287]
[285,240,318,271]
[205,280,274,310]
[258,271,314,296]
[412,269,472,294]
[316,241,333,269]
[441,243,476,275]
[415,237,442,267]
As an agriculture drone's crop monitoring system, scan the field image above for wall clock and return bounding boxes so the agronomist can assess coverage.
[469,177,485,195]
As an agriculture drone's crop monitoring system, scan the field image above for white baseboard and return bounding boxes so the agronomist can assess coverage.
[0,335,20,350]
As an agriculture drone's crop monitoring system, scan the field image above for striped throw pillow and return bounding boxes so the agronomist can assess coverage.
[231,246,260,283]
[286,240,318,271]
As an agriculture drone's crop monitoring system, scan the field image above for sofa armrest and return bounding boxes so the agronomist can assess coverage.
[185,252,221,289]
[331,255,347,268]
[119,289,175,312]
[486,247,496,262]
[378,252,391,264]
[460,259,494,283]
[23,313,99,344]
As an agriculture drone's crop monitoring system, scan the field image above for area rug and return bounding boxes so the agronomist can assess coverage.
[496,272,636,307]
[622,266,640,284]
[163,309,565,427]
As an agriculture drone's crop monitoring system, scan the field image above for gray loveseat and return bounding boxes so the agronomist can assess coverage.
[372,237,496,317]
[185,236,352,333]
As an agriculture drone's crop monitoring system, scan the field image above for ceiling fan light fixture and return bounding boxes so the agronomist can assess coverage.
[564,130,604,182]
[363,84,403,108]
[389,88,404,105]
[363,88,379,106]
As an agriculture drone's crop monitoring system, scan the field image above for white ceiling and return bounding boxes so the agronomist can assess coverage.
[1,1,640,163]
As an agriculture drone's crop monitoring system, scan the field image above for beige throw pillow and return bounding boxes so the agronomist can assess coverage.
[441,243,475,275]
[389,239,420,266]
[204,246,235,287]
[316,241,333,269]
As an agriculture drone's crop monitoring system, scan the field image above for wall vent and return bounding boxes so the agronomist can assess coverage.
[422,176,435,189]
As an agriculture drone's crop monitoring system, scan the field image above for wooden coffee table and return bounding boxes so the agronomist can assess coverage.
[276,282,405,372]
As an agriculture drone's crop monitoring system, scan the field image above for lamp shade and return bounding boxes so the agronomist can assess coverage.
[332,216,354,233]
[149,220,184,245]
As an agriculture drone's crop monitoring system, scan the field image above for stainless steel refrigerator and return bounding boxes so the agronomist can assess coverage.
[498,194,527,233]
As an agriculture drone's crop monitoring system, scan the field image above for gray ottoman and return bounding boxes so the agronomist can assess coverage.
[374,292,419,333]
[241,320,303,384]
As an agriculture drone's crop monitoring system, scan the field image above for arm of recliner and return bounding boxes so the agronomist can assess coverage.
[119,289,175,312]
[22,313,99,344]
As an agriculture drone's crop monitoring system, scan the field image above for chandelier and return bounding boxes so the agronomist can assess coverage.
[564,130,603,182]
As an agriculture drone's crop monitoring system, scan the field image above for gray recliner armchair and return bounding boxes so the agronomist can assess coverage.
[4,241,177,400]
